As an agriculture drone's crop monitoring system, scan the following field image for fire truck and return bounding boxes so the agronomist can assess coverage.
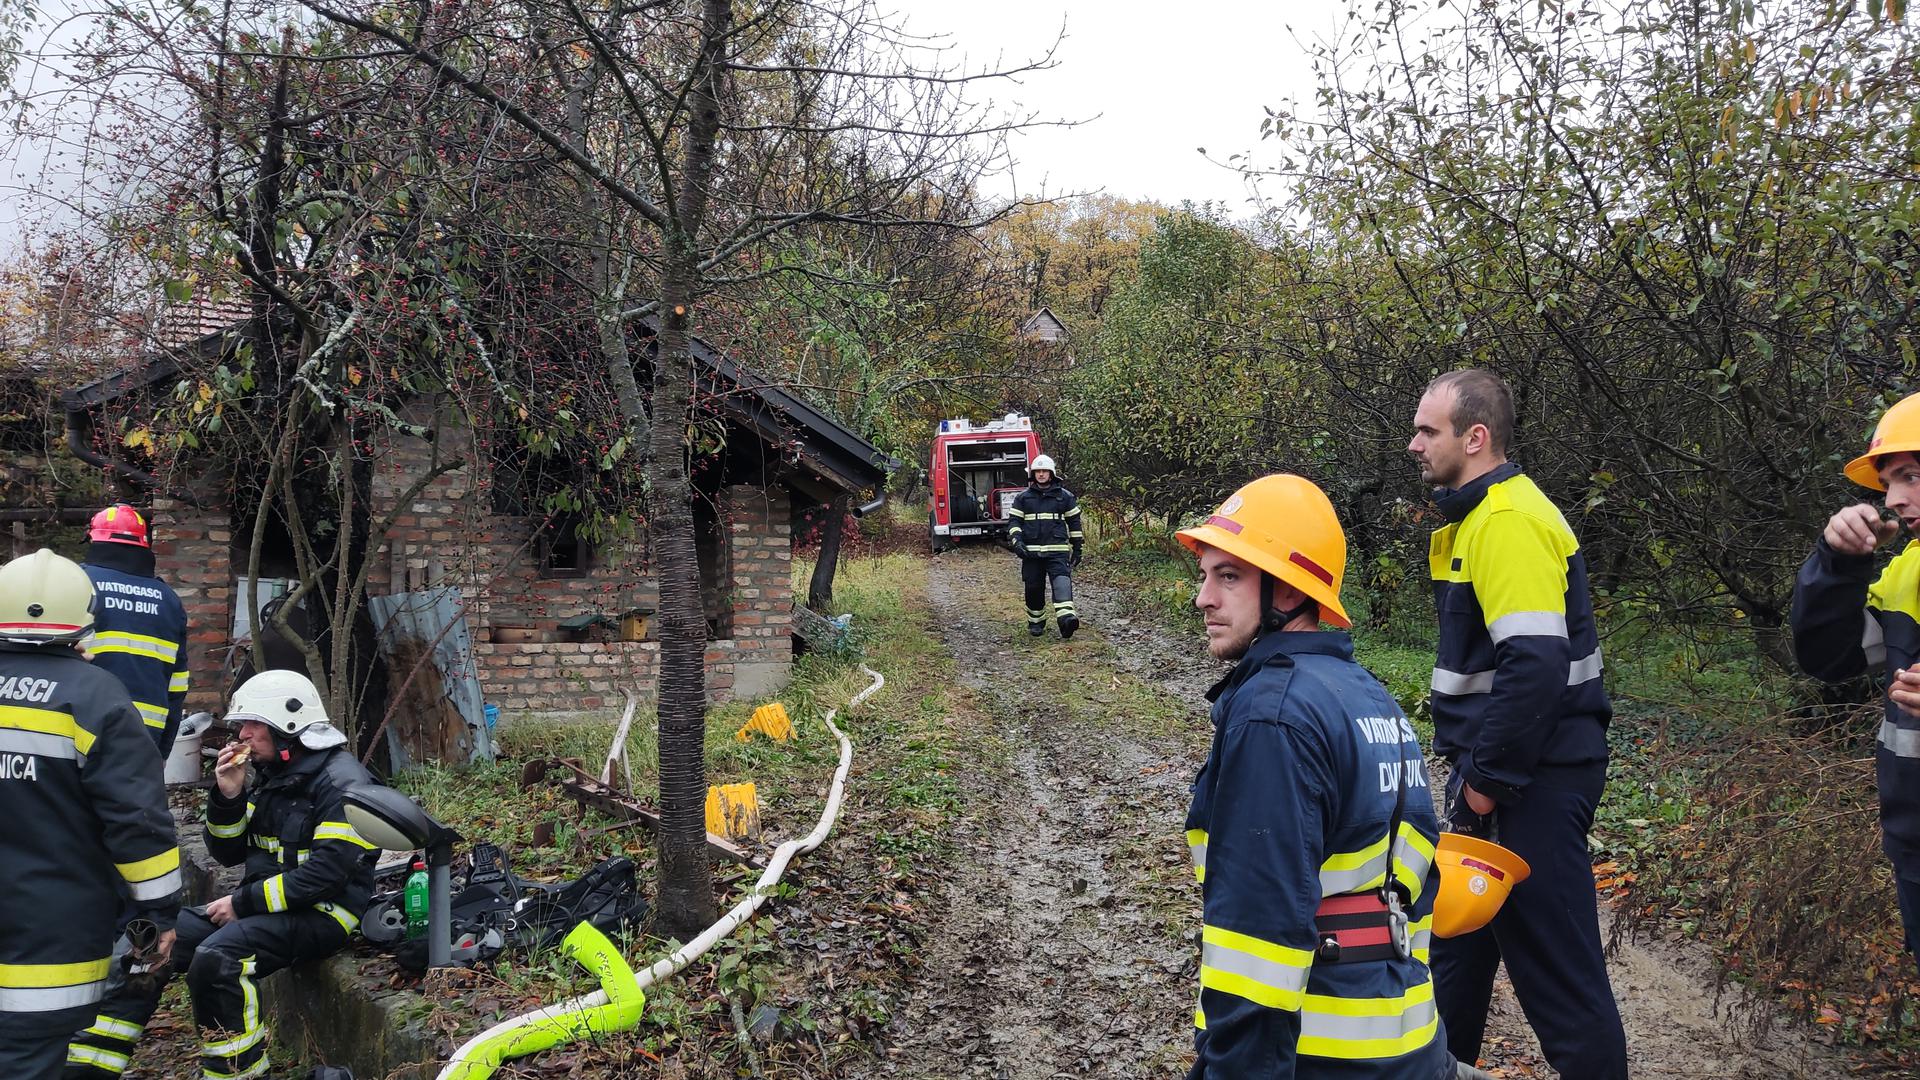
[928,413,1043,553]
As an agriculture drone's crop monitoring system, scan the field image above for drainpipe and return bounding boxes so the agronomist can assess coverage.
[63,407,204,507]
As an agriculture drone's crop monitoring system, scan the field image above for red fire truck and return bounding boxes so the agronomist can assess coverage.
[928,413,1042,553]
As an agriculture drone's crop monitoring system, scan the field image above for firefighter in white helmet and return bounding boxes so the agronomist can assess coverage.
[68,670,379,1080]
[1007,454,1085,638]
[0,550,180,1080]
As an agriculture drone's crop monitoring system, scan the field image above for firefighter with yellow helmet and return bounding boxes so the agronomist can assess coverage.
[1792,390,1920,971]
[0,550,180,1080]
[1176,475,1456,1078]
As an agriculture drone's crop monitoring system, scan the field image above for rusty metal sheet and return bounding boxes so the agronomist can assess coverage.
[368,588,494,768]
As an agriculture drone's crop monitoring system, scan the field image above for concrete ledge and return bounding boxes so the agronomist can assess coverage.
[259,952,438,1078]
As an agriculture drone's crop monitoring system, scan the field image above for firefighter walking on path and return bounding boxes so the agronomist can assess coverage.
[67,669,378,1080]
[1008,454,1084,638]
[1790,389,1920,972]
[0,549,181,1080]
[80,505,190,755]
[1407,369,1628,1080]
[1176,474,1456,1078]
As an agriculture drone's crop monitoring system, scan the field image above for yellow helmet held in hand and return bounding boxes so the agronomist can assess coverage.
[1175,474,1352,628]
[1846,392,1920,490]
[1432,832,1531,938]
[0,548,97,646]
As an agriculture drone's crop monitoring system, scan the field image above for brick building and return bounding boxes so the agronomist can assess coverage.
[61,323,892,717]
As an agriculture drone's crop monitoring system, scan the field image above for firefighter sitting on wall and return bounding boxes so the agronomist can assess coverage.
[80,505,190,755]
[1008,454,1085,638]
[1177,476,1456,1079]
[68,669,378,1080]
[0,550,181,1080]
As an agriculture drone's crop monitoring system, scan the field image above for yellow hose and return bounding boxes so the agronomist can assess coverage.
[437,922,645,1080]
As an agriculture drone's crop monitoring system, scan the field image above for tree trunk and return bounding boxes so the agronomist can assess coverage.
[647,0,732,939]
[808,493,852,611]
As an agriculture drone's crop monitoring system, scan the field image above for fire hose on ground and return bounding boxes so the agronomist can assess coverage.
[434,663,886,1080]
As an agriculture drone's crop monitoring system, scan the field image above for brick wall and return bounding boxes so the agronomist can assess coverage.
[150,498,233,712]
[152,400,801,716]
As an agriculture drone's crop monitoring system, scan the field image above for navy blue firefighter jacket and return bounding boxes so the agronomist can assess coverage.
[1184,629,1452,1079]
[81,541,190,755]
[1791,537,1920,873]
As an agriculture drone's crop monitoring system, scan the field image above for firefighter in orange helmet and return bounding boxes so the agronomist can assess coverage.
[1793,389,1920,973]
[1176,475,1458,1078]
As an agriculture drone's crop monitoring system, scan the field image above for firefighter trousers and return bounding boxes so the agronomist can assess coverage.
[1431,776,1627,1080]
[1020,554,1077,632]
[66,906,349,1080]
[3,1012,86,1080]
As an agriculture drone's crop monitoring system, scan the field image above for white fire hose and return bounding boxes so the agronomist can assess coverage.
[435,663,885,1079]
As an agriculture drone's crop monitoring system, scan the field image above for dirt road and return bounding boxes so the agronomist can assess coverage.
[879,546,1866,1079]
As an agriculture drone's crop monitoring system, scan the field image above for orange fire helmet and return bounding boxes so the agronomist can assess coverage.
[1176,474,1351,628]
[1846,392,1920,491]
[1431,832,1531,938]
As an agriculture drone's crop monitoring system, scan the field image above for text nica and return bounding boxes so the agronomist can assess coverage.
[0,754,38,781]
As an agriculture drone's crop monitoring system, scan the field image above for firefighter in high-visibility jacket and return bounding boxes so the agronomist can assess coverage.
[80,505,190,755]
[1008,454,1084,638]
[67,669,377,1080]
[0,549,181,1080]
[1409,370,1625,1079]
[1791,390,1920,970]
[1177,475,1455,1079]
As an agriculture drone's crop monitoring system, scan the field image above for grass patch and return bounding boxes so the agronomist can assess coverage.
[382,551,988,1076]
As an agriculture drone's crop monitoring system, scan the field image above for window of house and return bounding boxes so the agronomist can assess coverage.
[539,513,592,578]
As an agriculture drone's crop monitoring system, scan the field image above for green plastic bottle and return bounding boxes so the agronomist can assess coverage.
[403,859,429,940]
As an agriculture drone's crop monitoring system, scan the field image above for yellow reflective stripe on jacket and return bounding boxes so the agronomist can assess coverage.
[88,632,181,664]
[262,875,288,913]
[0,726,82,761]
[1026,543,1073,553]
[1022,512,1066,520]
[1320,823,1435,902]
[1390,823,1436,901]
[82,1014,144,1042]
[1186,828,1207,883]
[134,700,169,728]
[312,821,377,849]
[1296,980,1439,1060]
[0,704,95,757]
[169,670,190,693]
[1199,925,1311,1010]
[116,847,183,901]
[0,958,111,1011]
[251,835,283,854]
[1409,913,1433,964]
[208,802,253,839]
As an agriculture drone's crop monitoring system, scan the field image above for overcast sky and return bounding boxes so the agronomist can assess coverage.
[0,0,1351,256]
[892,0,1348,212]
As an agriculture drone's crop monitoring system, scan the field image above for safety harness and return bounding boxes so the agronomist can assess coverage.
[1312,757,1414,965]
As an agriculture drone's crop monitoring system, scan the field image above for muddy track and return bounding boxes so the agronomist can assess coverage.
[883,547,1865,1079]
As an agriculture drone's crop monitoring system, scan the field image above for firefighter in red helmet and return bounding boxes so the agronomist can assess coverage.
[80,506,191,755]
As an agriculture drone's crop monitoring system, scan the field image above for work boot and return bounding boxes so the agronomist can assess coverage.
[1028,620,1046,637]
[1058,614,1079,639]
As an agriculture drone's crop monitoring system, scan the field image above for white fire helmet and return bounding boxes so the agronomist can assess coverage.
[0,549,96,647]
[1028,454,1058,476]
[227,669,348,750]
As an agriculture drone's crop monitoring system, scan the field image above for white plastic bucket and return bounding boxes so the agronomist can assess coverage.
[165,712,213,785]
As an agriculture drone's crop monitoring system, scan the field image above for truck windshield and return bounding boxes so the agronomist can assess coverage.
[945,440,1028,522]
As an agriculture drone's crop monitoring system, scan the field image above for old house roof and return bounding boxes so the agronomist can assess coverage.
[62,317,896,499]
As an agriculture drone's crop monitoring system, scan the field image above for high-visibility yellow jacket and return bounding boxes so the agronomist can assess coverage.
[0,642,180,1032]
[1791,537,1920,871]
[1184,630,1452,1079]
[1427,464,1611,804]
